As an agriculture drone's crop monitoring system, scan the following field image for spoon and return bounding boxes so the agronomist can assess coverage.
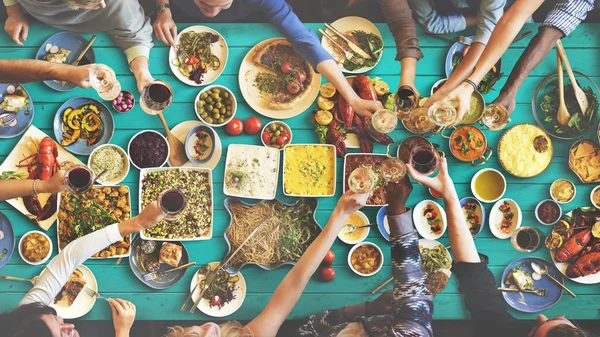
[556,40,589,116]
[556,49,570,127]
[0,275,39,285]
[157,112,187,166]
[531,261,576,298]
[344,223,377,234]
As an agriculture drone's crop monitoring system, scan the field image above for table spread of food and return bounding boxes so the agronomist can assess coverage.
[2,21,600,322]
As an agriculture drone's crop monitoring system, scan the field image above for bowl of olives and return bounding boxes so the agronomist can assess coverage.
[194,85,237,127]
[261,121,292,150]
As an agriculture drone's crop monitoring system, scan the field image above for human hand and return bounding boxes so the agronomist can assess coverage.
[442,82,474,125]
[152,8,178,46]
[135,201,165,230]
[407,157,457,200]
[492,91,516,116]
[335,190,370,216]
[351,98,382,118]
[109,298,136,337]
[398,82,421,105]
[38,170,66,194]
[386,175,413,215]
[68,64,94,89]
[365,290,393,316]
[4,6,28,46]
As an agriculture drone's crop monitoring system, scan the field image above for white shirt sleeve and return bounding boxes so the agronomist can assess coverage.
[18,223,123,306]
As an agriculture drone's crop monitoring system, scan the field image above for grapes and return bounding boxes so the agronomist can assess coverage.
[112,91,134,113]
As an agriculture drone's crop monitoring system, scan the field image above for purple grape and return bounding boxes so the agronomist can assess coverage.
[126,93,133,100]
[126,99,132,105]
[127,104,133,108]
[119,91,124,98]
[112,99,117,105]
[233,176,240,183]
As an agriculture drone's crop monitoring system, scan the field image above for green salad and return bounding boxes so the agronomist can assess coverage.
[540,80,599,136]
[341,31,383,71]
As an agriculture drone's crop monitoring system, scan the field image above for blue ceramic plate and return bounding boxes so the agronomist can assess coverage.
[459,197,486,237]
[445,36,502,79]
[376,206,390,241]
[0,84,34,139]
[0,211,15,268]
[501,257,563,313]
[185,125,216,164]
[129,235,190,290]
[53,97,114,155]
[35,32,95,92]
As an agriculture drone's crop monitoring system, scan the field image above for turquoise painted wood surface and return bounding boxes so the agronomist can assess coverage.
[1,22,599,321]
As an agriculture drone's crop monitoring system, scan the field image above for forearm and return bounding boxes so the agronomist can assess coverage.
[465,14,478,27]
[0,178,55,202]
[5,3,21,14]
[443,191,479,263]
[399,57,417,88]
[0,60,77,84]
[317,59,360,106]
[130,56,150,79]
[442,42,485,94]
[500,27,563,96]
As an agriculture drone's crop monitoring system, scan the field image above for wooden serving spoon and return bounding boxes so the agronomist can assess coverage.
[157,112,187,166]
[556,49,570,127]
[556,40,589,116]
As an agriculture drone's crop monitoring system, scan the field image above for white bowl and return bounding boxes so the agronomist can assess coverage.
[471,168,506,203]
[348,242,383,277]
[431,78,447,96]
[87,144,130,185]
[413,200,447,240]
[194,85,237,127]
[534,199,562,225]
[127,130,170,171]
[19,230,52,266]
[489,198,522,239]
[338,210,370,245]
[261,121,293,150]
[550,179,576,204]
[591,185,600,209]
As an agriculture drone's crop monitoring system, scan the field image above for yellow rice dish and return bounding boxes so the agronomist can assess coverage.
[284,145,336,196]
[498,124,553,178]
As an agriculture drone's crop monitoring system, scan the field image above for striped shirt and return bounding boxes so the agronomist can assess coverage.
[543,0,596,36]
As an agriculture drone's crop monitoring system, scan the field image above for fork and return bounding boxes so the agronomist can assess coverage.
[498,287,549,297]
[319,28,364,66]
[0,113,16,126]
[82,286,109,301]
[142,262,196,282]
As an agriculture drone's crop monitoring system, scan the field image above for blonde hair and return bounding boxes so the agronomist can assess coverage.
[165,322,254,337]
[63,0,102,7]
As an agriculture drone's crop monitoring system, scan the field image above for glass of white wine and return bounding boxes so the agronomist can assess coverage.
[368,109,398,134]
[481,104,509,130]
[89,64,121,101]
[380,158,406,183]
[428,101,457,127]
[408,107,436,134]
[348,167,377,193]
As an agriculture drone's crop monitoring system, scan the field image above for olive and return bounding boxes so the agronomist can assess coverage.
[198,100,206,107]
[225,111,232,117]
[211,93,220,100]
[226,106,232,111]
[212,108,219,114]
[212,88,220,94]
[274,130,281,137]
[201,113,208,119]
[223,92,229,98]
[214,113,221,119]
[205,117,214,124]
[218,118,225,124]
[216,103,223,109]
[205,104,213,111]
[269,124,277,132]
[278,126,285,132]
[200,92,208,100]
[270,137,277,144]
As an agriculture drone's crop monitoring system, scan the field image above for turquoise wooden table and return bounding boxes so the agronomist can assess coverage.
[1,22,600,321]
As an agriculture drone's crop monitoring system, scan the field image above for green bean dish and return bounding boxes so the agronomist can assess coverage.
[172,31,221,84]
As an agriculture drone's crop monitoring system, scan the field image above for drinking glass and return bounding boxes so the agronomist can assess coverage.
[511,226,540,253]
[380,158,406,183]
[158,188,187,221]
[409,144,440,176]
[408,107,436,134]
[140,80,173,115]
[89,64,121,101]
[481,104,509,130]
[64,165,94,195]
[368,109,398,134]
[395,85,417,120]
[348,167,377,194]
[428,101,457,127]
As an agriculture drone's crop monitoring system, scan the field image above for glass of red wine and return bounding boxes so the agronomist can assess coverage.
[158,188,187,220]
[409,144,441,176]
[64,165,94,195]
[140,80,173,115]
[511,226,540,253]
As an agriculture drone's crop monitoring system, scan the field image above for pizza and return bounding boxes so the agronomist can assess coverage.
[252,40,314,110]
[54,269,86,307]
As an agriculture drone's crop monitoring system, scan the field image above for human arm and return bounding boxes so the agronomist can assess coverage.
[0,60,93,88]
[246,191,369,337]
[152,0,178,46]
[0,171,66,202]
[18,202,164,306]
[3,3,28,46]
[407,0,476,34]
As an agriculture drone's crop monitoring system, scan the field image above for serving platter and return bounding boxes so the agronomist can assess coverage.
[0,125,84,230]
[459,197,486,237]
[0,212,15,269]
[190,261,247,317]
[224,144,280,200]
[342,153,389,206]
[167,120,222,170]
[489,198,522,239]
[238,37,321,119]
[283,144,336,198]
[129,236,190,290]
[0,83,34,139]
[497,124,553,178]
[49,265,98,319]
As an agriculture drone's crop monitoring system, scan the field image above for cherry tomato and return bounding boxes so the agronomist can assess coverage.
[262,132,271,144]
[276,135,286,146]
[186,55,199,65]
[244,116,263,135]
[320,266,335,282]
[293,70,306,83]
[322,249,335,265]
[210,295,221,307]
[287,81,301,95]
[281,60,292,74]
[225,118,244,136]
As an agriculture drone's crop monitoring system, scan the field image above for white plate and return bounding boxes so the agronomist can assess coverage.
[190,262,246,317]
[419,239,452,279]
[238,38,321,119]
[489,198,522,239]
[167,121,222,170]
[139,167,213,241]
[550,248,600,284]
[320,16,383,74]
[169,26,228,86]
[0,125,83,230]
[49,265,97,319]
[224,144,280,200]
[57,185,131,259]
[413,200,447,240]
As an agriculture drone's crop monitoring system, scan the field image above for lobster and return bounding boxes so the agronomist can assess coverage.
[352,115,373,153]
[554,229,592,263]
[17,136,61,222]
[566,252,600,278]
[327,119,347,158]
[337,93,354,126]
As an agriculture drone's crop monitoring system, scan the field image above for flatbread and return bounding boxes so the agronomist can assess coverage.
[44,47,71,64]
[54,269,86,307]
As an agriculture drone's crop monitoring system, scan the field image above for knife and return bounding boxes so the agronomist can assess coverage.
[323,23,371,60]
[61,35,96,87]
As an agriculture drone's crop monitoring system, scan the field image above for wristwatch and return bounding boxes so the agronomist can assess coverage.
[156,3,170,13]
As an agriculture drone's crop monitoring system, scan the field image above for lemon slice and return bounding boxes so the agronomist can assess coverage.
[317,96,335,111]
[315,110,333,126]
[545,232,563,250]
[319,83,336,99]
[419,97,428,107]
[373,80,389,97]
[592,221,600,238]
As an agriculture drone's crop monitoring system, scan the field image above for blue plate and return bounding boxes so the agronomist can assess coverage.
[35,32,95,92]
[53,97,114,155]
[0,84,34,139]
[0,211,15,268]
[376,206,390,241]
[501,257,563,313]
[444,36,502,79]
[459,197,486,237]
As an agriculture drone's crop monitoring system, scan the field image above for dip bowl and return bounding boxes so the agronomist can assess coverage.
[348,242,384,277]
[550,179,576,204]
[591,185,600,209]
[471,168,506,203]
[19,230,52,266]
[185,125,216,164]
[535,199,562,226]
[338,210,370,245]
[127,130,170,171]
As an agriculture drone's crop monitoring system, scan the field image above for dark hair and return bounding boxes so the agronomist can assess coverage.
[547,324,588,337]
[0,302,56,337]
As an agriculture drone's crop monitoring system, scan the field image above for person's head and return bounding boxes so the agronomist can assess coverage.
[63,0,106,10]
[528,314,590,337]
[1,302,79,337]
[193,0,233,17]
[165,322,252,337]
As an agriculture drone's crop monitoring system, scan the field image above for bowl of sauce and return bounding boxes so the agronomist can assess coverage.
[535,199,562,225]
[447,125,492,166]
[471,168,506,203]
[19,230,52,265]
[338,211,369,244]
[348,242,383,277]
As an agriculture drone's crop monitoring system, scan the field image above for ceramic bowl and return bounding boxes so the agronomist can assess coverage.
[185,125,216,164]
[19,230,52,266]
[348,242,383,277]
